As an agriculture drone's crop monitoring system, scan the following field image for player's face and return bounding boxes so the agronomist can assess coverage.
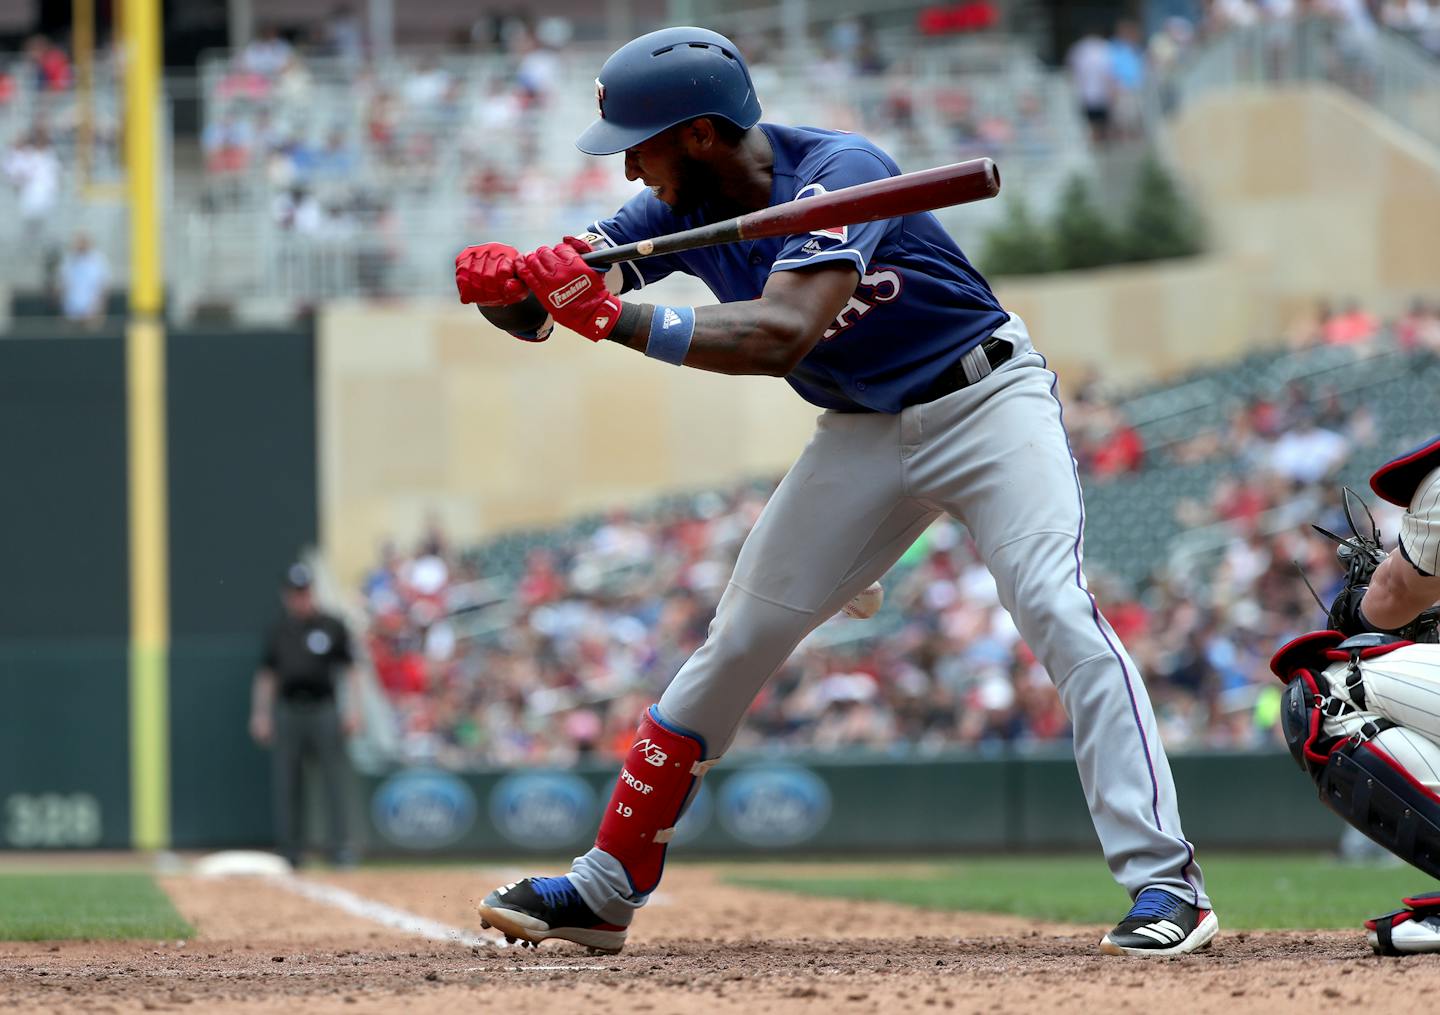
[283,587,315,616]
[623,127,719,216]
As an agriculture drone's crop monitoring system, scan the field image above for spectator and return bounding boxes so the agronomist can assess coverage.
[1067,30,1116,144]
[242,27,294,78]
[24,36,72,92]
[322,4,366,65]
[1147,18,1196,116]
[1268,413,1349,484]
[515,21,567,104]
[1090,414,1146,476]
[201,112,254,173]
[56,233,108,326]
[1108,20,1147,139]
[272,185,324,234]
[3,127,60,248]
[1396,298,1440,351]
[1322,300,1379,345]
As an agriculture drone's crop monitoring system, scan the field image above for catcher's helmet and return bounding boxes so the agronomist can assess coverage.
[576,27,762,156]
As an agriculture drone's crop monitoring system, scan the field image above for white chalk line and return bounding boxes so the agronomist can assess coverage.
[269,874,502,950]
[477,965,610,973]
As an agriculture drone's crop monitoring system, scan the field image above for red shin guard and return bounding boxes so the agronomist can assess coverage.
[595,706,710,896]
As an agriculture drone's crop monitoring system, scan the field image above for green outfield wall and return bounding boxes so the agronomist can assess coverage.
[0,328,316,850]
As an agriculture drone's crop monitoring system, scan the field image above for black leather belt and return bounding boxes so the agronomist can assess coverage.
[916,337,1013,405]
[280,687,335,704]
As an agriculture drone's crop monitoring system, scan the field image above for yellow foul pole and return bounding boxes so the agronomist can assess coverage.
[124,0,170,850]
[74,0,93,186]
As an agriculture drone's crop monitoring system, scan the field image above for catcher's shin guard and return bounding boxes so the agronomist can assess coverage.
[1318,742,1440,881]
[595,706,714,896]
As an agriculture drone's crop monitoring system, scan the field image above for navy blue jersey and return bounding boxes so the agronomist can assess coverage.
[584,123,1010,413]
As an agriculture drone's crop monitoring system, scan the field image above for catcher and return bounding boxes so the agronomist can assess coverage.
[1271,434,1440,955]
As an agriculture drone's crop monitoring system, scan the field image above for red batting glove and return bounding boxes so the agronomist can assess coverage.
[515,236,622,342]
[455,242,527,307]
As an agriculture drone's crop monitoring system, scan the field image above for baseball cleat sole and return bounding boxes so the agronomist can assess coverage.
[479,904,627,954]
[1099,910,1219,957]
[1367,924,1440,955]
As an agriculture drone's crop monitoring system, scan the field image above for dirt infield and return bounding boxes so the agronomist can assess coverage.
[2,864,1437,1014]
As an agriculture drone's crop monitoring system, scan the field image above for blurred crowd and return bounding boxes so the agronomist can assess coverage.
[357,305,1437,769]
[0,34,118,322]
[1066,0,1440,146]
[1205,0,1440,57]
[196,9,1057,242]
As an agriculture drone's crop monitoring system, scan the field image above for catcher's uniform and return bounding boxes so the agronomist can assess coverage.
[1277,436,1440,954]
[1273,635,1440,954]
[1371,436,1440,578]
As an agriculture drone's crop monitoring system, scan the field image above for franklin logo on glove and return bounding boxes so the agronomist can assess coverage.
[549,275,594,309]
[515,236,623,342]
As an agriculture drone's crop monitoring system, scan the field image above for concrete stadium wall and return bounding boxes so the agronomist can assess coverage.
[318,288,822,587]
[1167,85,1440,324]
[992,254,1278,386]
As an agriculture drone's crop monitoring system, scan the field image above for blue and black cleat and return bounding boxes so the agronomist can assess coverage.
[1100,887,1219,956]
[479,876,628,954]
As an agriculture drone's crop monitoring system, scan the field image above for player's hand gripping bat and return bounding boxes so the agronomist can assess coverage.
[579,157,1000,269]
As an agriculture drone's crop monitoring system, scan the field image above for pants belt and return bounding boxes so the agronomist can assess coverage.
[917,337,1013,405]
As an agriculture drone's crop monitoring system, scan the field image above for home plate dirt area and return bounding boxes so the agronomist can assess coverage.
[2,864,1437,1014]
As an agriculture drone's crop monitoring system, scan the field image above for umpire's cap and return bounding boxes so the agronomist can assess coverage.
[282,563,314,590]
[576,27,762,156]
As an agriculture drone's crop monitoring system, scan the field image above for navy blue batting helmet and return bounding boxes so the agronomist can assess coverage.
[576,27,762,156]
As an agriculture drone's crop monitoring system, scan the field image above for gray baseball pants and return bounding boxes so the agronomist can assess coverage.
[272,698,353,866]
[570,315,1208,923]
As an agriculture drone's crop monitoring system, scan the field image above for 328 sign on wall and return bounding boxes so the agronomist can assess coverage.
[5,793,103,847]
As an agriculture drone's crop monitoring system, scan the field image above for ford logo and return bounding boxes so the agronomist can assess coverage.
[489,772,596,848]
[371,769,477,850]
[718,767,831,847]
[669,782,713,846]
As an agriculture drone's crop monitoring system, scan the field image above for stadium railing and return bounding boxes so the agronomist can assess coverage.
[1162,17,1440,152]
[168,38,1090,318]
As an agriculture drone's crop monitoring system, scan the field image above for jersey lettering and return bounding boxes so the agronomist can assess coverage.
[822,268,903,340]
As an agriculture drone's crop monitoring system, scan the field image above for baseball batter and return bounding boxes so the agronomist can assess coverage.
[1273,435,1440,955]
[456,27,1214,957]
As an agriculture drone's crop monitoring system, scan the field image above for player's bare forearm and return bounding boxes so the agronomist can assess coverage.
[251,669,276,717]
[607,262,858,377]
[608,297,817,376]
[1362,550,1440,629]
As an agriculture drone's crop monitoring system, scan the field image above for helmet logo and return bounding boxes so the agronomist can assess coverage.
[595,78,607,118]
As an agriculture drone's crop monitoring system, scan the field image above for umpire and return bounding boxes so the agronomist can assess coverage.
[249,563,361,868]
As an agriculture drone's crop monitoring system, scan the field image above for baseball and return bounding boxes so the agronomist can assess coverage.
[842,581,884,620]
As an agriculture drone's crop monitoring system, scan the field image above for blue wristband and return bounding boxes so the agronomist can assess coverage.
[645,304,696,365]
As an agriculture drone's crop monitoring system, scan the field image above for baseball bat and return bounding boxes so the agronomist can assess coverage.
[580,157,1000,269]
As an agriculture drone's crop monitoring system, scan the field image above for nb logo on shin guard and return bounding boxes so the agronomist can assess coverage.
[634,739,668,767]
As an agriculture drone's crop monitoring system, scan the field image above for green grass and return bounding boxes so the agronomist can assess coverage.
[727,853,1434,930]
[0,874,193,941]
